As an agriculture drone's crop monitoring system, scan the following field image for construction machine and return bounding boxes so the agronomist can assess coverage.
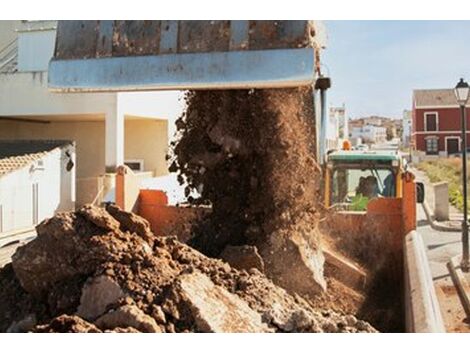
[325,149,425,210]
[48,21,437,332]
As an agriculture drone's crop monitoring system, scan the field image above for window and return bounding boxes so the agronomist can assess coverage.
[446,137,460,155]
[124,160,144,172]
[425,138,439,155]
[331,167,396,211]
[424,112,438,131]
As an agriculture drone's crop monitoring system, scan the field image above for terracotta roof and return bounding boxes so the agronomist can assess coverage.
[0,140,72,177]
[413,89,457,108]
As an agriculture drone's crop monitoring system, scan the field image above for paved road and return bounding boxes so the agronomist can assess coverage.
[417,206,461,280]
[415,188,470,331]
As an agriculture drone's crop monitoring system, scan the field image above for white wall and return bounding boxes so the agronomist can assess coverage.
[0,71,117,116]
[118,91,185,141]
[0,145,75,234]
[17,29,56,72]
[327,110,339,150]
[403,110,412,146]
[351,125,386,143]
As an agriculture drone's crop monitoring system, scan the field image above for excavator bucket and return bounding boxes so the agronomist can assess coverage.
[48,20,326,92]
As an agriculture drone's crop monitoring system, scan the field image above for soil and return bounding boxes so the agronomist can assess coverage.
[0,205,376,333]
[320,222,404,332]
[167,88,403,331]
[168,88,321,256]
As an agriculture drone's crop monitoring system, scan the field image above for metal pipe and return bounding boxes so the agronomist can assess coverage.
[319,87,327,164]
[460,104,470,272]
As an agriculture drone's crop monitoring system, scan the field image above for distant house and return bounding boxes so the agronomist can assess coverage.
[330,104,348,139]
[402,110,412,147]
[0,140,75,234]
[325,104,349,151]
[350,125,386,144]
[348,116,397,137]
[326,108,339,150]
[412,89,464,156]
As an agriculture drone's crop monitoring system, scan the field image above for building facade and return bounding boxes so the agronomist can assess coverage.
[326,108,339,150]
[402,110,412,147]
[326,104,348,151]
[0,141,75,234]
[412,89,466,156]
[350,125,387,144]
[330,104,348,139]
[0,21,184,207]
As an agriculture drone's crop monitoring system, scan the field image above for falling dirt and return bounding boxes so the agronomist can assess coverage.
[167,88,328,297]
[321,223,404,332]
[0,205,376,333]
[168,88,320,256]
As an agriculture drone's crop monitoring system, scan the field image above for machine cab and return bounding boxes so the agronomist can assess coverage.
[324,150,403,211]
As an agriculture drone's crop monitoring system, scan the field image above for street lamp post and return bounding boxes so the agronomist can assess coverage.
[454,78,470,272]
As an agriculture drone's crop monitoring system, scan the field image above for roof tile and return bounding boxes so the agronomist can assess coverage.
[413,89,457,108]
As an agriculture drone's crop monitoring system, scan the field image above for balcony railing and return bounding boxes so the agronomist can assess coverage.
[0,38,18,74]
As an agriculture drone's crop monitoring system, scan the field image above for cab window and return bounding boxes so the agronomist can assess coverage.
[331,168,395,211]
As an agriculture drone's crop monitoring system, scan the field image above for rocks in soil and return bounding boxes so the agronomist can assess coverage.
[0,205,376,333]
[95,304,162,333]
[165,271,271,332]
[76,275,125,321]
[168,88,326,297]
[220,245,265,272]
[260,228,326,298]
[34,315,102,333]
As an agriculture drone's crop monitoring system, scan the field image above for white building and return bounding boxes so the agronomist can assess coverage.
[0,140,75,234]
[351,125,387,144]
[327,108,339,150]
[327,104,348,150]
[0,21,185,207]
[331,104,348,140]
[402,109,412,147]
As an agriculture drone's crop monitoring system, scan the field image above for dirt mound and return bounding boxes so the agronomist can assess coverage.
[0,205,376,333]
[168,88,326,296]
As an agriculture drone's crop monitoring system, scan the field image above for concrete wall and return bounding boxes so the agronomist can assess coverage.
[125,119,169,176]
[0,21,21,50]
[17,29,56,72]
[0,118,168,178]
[0,119,106,178]
[117,91,185,143]
[0,145,75,234]
[0,71,117,117]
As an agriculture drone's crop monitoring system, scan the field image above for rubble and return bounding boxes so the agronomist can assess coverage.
[34,315,102,333]
[0,205,376,333]
[220,245,265,272]
[95,304,162,333]
[76,275,126,320]
[166,271,271,333]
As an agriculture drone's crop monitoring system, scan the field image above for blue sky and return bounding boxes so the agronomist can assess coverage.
[323,21,470,119]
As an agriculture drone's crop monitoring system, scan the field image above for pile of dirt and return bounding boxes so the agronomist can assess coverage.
[168,88,326,297]
[0,205,376,333]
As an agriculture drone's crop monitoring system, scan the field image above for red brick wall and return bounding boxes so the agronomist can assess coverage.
[412,106,470,152]
[414,133,470,152]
